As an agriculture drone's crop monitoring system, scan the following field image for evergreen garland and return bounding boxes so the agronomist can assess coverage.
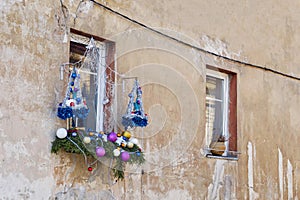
[51,129,145,180]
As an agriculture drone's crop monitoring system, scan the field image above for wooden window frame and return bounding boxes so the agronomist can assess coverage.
[205,66,237,159]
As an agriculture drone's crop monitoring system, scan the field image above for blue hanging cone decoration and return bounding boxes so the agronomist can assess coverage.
[57,68,89,120]
[122,80,148,129]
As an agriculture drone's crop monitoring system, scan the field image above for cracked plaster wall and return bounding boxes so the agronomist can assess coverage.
[0,0,299,199]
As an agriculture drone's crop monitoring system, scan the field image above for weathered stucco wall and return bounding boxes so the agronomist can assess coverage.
[0,0,299,199]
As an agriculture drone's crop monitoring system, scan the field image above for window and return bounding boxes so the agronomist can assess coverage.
[205,66,237,159]
[69,29,115,133]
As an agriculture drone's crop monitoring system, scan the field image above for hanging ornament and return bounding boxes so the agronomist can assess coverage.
[122,80,148,129]
[121,151,130,161]
[95,146,106,157]
[57,68,89,122]
[113,149,121,157]
[56,128,68,139]
[108,132,118,142]
[83,136,91,144]
[123,131,131,139]
[127,142,134,148]
[130,138,139,145]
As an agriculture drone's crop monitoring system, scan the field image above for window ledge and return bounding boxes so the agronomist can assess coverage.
[206,154,238,161]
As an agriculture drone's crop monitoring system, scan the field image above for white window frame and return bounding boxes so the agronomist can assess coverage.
[70,35,107,132]
[205,69,229,156]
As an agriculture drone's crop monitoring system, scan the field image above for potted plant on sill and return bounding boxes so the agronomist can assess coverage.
[210,135,226,156]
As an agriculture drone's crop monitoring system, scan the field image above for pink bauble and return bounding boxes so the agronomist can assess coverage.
[108,132,117,142]
[121,151,130,162]
[96,147,106,157]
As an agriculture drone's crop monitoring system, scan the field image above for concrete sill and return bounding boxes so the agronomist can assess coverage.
[206,154,238,161]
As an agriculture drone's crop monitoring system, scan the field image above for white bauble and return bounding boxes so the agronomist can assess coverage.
[83,136,91,144]
[127,142,134,148]
[113,149,120,157]
[56,128,67,139]
[130,138,139,145]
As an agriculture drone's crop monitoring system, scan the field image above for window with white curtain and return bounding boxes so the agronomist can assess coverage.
[69,30,115,133]
[205,67,237,159]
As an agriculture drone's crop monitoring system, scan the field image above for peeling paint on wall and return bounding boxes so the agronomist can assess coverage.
[0,173,53,199]
[207,159,225,199]
[201,35,242,60]
[278,148,283,200]
[247,141,259,200]
[287,159,293,200]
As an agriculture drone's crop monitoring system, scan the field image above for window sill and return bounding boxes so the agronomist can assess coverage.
[206,154,238,161]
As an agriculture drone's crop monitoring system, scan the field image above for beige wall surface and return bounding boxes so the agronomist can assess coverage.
[0,0,299,199]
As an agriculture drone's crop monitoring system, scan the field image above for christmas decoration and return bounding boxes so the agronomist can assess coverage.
[52,38,147,181]
[57,67,89,122]
[51,129,145,180]
[95,146,106,157]
[56,128,68,139]
[121,151,130,162]
[122,80,148,129]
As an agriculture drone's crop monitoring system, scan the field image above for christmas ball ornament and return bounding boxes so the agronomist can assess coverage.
[66,99,75,107]
[71,132,77,137]
[71,73,77,78]
[122,136,129,141]
[88,167,93,171]
[127,142,134,148]
[115,137,122,145]
[56,128,67,139]
[83,136,91,144]
[113,149,120,157]
[136,152,141,157]
[121,151,130,161]
[130,138,138,145]
[123,131,131,139]
[95,147,106,157]
[108,132,117,142]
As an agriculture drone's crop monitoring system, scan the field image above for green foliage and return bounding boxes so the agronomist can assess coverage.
[51,135,91,156]
[51,131,145,180]
[113,158,126,180]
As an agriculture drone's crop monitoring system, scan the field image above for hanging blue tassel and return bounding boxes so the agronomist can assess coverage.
[73,107,89,119]
[132,116,148,127]
[57,106,73,120]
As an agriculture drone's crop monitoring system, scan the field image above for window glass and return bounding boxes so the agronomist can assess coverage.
[206,75,225,144]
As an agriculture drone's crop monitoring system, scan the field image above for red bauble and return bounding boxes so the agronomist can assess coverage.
[88,167,93,171]
[70,102,75,107]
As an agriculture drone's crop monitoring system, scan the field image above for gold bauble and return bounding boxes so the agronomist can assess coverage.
[123,131,131,139]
